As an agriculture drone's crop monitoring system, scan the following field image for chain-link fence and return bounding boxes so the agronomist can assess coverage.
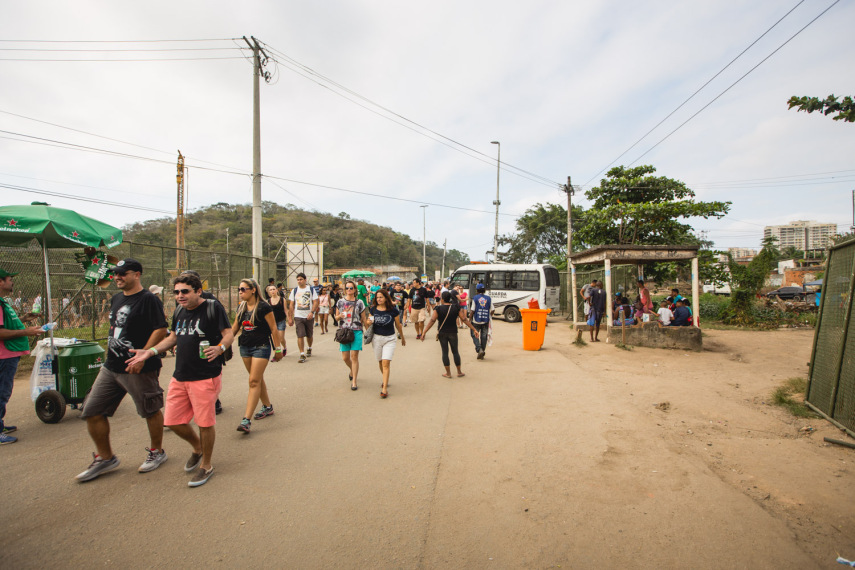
[0,240,278,343]
[807,236,855,437]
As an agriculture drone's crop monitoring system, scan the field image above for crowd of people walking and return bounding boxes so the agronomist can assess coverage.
[0,261,496,489]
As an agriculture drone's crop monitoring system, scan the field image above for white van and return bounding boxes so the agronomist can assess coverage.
[449,263,561,322]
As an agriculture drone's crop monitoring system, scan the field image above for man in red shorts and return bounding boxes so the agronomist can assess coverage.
[126,273,233,487]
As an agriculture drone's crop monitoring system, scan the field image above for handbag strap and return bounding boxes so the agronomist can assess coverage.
[437,304,452,332]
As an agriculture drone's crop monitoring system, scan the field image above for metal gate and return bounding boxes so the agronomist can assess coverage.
[806,236,855,436]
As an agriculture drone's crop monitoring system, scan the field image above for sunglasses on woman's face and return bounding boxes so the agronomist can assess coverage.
[239,287,252,292]
[345,286,354,290]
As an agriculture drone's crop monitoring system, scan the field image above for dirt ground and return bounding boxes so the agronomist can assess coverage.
[1,318,853,568]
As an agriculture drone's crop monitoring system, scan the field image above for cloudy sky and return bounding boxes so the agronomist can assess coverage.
[2,0,853,262]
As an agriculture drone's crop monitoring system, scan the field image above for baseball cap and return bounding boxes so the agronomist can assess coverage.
[476,283,486,291]
[0,267,19,278]
[113,258,143,274]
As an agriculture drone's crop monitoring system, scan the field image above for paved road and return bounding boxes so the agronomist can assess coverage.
[2,318,818,568]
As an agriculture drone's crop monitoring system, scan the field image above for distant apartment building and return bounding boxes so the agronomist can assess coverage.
[716,248,756,264]
[763,220,837,251]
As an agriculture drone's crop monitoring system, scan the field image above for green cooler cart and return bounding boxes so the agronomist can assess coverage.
[35,341,105,423]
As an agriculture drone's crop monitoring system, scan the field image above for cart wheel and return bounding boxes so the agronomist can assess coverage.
[504,306,522,323]
[35,390,67,424]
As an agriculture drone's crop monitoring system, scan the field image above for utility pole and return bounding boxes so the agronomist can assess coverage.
[562,176,578,323]
[176,151,186,271]
[441,238,447,280]
[243,35,270,282]
[420,205,428,279]
[491,141,501,262]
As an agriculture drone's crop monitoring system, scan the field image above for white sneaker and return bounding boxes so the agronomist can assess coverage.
[138,448,168,473]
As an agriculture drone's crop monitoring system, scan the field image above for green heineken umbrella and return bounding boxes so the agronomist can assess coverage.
[342,269,375,278]
[0,203,122,248]
[0,203,123,350]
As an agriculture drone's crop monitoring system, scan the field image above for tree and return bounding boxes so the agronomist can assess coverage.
[721,237,780,325]
[576,165,730,247]
[498,202,587,269]
[574,165,730,283]
[788,94,855,123]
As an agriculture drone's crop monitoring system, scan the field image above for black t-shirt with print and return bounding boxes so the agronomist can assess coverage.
[390,289,409,310]
[410,287,429,309]
[171,300,231,381]
[237,301,274,347]
[370,306,399,336]
[105,290,168,374]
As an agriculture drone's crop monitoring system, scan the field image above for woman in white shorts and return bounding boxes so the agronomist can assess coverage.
[369,289,405,398]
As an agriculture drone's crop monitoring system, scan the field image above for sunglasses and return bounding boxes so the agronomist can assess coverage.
[345,286,355,290]
[173,288,193,295]
[238,287,252,292]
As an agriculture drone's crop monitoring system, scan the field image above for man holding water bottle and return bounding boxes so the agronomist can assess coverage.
[125,272,233,487]
[0,267,45,445]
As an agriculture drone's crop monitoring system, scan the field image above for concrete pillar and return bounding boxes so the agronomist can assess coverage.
[692,256,700,327]
[604,258,613,341]
[570,263,578,325]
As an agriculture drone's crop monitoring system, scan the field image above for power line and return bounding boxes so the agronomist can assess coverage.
[264,174,521,218]
[258,40,562,190]
[0,56,246,62]
[625,0,840,167]
[582,0,806,186]
[0,47,246,53]
[0,182,173,214]
[2,126,524,219]
[0,38,241,43]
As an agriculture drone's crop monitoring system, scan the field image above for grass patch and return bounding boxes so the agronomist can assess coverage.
[572,336,587,347]
[615,342,633,351]
[771,377,817,418]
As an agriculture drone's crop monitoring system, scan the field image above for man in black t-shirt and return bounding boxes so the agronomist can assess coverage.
[409,279,429,339]
[78,259,169,483]
[390,282,409,334]
[126,273,233,487]
[181,270,226,415]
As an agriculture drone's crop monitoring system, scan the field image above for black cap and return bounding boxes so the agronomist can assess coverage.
[113,258,143,274]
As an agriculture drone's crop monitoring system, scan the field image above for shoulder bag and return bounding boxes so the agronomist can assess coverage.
[435,305,452,341]
[363,307,375,345]
[334,300,356,344]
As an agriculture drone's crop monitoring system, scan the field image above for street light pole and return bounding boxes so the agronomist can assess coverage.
[491,141,501,262]
[420,205,428,278]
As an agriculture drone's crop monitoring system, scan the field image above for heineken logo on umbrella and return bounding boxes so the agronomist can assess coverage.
[2,218,29,233]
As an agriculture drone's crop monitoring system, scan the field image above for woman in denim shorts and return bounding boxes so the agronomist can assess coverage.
[231,279,284,434]
[334,280,371,391]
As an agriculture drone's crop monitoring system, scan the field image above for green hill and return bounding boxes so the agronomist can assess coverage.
[123,201,469,275]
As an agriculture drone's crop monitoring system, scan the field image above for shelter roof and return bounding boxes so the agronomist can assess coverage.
[569,244,699,265]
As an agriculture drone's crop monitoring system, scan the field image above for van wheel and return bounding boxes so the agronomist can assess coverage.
[504,306,521,323]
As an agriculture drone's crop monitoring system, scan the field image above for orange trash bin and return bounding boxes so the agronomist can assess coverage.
[520,308,551,351]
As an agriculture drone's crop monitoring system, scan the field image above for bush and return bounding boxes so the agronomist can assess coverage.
[699,293,729,321]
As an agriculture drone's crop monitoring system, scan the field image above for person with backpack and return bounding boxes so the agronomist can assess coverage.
[125,273,233,487]
[288,273,319,364]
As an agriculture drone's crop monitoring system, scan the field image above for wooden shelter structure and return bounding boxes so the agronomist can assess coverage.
[569,245,700,340]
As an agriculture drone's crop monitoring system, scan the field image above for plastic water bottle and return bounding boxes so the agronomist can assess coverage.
[41,322,57,332]
[32,300,41,314]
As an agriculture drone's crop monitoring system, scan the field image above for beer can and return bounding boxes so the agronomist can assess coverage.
[199,340,210,359]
